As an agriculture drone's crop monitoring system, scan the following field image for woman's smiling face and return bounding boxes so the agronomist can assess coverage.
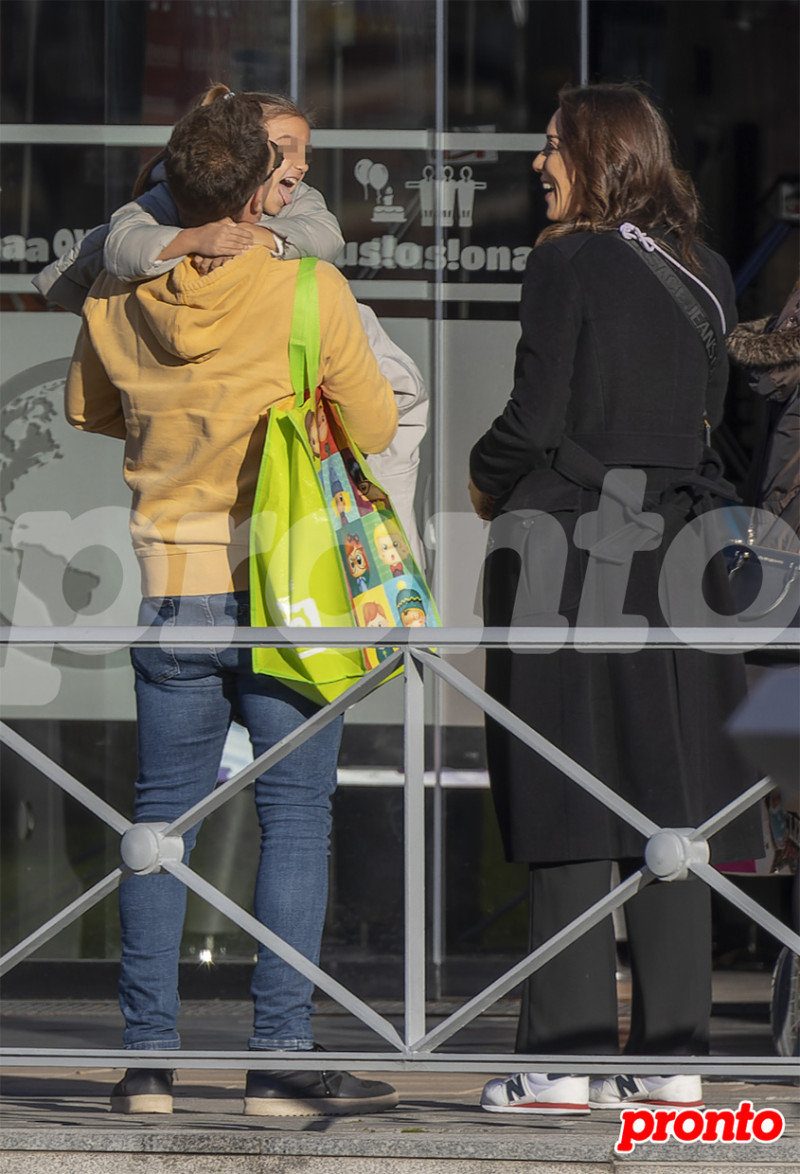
[533,113,576,222]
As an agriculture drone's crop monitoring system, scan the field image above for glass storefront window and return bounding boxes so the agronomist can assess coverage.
[1,0,796,984]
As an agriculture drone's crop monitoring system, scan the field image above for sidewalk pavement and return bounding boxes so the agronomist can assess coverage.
[2,974,798,1172]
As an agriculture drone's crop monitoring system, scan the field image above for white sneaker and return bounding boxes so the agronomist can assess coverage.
[589,1073,703,1109]
[481,1072,590,1115]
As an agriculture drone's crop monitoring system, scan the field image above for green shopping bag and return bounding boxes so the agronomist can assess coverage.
[250,258,439,704]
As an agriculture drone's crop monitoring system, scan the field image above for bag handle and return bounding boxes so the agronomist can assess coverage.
[288,256,320,408]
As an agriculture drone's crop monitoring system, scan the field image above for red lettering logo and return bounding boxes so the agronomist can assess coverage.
[616,1102,786,1154]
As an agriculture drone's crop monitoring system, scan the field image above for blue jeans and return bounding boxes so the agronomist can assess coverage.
[119,592,342,1051]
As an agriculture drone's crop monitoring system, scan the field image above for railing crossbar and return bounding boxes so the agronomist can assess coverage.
[0,721,131,835]
[2,624,799,650]
[691,860,800,956]
[166,650,403,837]
[693,775,775,841]
[0,1048,795,1076]
[413,868,654,1052]
[0,869,123,978]
[413,649,660,838]
[166,861,406,1052]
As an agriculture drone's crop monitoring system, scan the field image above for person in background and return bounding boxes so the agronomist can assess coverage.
[469,83,761,1117]
[727,281,800,544]
[65,92,399,1118]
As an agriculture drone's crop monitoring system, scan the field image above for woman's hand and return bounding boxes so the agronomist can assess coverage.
[469,478,497,521]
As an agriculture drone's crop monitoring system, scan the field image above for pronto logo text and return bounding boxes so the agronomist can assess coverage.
[615,1101,786,1154]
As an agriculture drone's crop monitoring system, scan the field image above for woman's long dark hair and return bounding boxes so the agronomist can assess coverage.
[537,83,702,269]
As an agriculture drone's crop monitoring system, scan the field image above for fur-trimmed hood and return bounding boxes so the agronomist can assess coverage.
[727,316,800,370]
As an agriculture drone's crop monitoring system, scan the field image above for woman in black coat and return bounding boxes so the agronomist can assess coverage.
[469,84,762,1117]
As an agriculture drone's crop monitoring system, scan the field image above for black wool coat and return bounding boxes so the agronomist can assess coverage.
[470,229,762,866]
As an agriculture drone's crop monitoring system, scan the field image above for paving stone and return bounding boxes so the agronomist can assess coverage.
[1,992,797,1171]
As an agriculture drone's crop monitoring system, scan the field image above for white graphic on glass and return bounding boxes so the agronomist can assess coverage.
[455,166,487,226]
[354,158,407,224]
[405,165,487,228]
[438,166,458,227]
[404,164,436,226]
[353,161,489,229]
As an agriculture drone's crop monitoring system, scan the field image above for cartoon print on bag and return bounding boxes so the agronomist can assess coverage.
[316,400,336,457]
[330,470,352,525]
[395,579,427,627]
[344,532,371,595]
[340,447,378,515]
[304,408,320,459]
[361,598,394,661]
[374,519,408,577]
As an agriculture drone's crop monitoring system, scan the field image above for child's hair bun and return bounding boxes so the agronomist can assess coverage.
[200,82,234,107]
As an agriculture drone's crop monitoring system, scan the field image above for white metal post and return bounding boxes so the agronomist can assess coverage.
[404,651,427,1045]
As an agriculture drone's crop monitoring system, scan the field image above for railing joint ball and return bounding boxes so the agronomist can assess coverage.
[644,828,709,882]
[120,823,184,874]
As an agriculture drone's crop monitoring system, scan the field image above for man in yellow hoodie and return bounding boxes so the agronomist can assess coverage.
[66,93,398,1117]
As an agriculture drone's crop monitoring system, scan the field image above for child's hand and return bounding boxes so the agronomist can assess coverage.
[191,254,235,276]
[246,224,279,253]
[159,220,254,264]
[185,219,254,258]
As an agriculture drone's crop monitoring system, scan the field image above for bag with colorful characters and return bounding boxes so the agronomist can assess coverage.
[249,257,439,704]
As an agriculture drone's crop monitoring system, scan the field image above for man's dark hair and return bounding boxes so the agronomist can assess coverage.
[164,94,271,225]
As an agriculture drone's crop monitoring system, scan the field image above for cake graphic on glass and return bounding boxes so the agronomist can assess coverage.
[355,158,407,224]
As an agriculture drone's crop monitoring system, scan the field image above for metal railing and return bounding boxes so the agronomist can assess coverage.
[1,624,798,1077]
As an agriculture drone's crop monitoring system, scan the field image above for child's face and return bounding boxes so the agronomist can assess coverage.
[377,532,403,567]
[261,114,310,215]
[401,608,426,628]
[305,411,319,457]
[347,545,368,579]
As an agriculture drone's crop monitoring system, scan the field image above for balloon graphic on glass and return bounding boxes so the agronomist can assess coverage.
[354,158,373,200]
[368,162,388,198]
[355,159,389,201]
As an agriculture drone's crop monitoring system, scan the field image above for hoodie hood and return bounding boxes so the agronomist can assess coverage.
[134,251,270,363]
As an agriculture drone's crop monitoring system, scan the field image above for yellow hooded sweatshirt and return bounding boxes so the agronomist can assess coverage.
[65,250,397,597]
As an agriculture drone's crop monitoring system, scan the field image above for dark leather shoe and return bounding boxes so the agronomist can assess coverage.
[244,1049,398,1116]
[110,1067,174,1114]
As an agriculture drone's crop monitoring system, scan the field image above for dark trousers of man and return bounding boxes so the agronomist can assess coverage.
[515,859,712,1056]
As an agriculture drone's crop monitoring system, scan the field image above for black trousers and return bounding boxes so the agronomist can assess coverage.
[515,859,712,1057]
